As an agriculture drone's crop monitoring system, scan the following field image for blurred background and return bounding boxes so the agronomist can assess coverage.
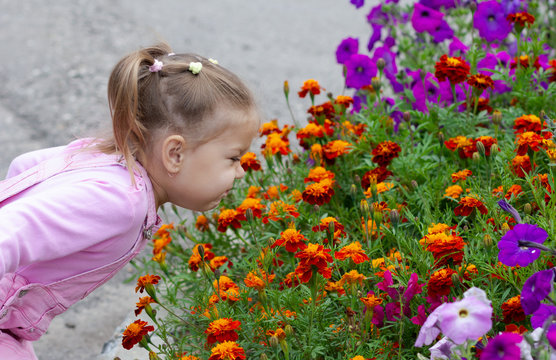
[0,0,372,358]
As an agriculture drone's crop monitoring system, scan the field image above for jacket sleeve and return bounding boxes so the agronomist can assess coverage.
[0,176,143,278]
[6,146,66,179]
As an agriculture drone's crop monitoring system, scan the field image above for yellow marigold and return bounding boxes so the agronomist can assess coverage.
[444,184,463,199]
[290,189,303,202]
[259,119,280,136]
[237,197,265,218]
[195,215,210,231]
[420,231,450,246]
[364,182,394,197]
[208,341,246,360]
[246,186,261,198]
[305,166,335,183]
[297,122,325,139]
[322,140,352,160]
[428,223,453,234]
[335,95,353,107]
[262,132,291,156]
[302,179,335,205]
[153,235,171,255]
[339,269,366,286]
[244,270,275,291]
[310,143,323,163]
[152,251,166,264]
[547,149,556,163]
[335,241,370,264]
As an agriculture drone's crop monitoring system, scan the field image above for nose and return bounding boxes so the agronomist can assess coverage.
[235,163,246,179]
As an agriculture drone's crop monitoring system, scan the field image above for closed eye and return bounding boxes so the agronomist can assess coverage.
[231,157,241,162]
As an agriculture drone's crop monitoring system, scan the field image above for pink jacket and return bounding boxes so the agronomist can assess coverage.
[0,139,160,346]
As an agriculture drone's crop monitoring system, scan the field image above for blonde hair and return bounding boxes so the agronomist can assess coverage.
[96,42,256,179]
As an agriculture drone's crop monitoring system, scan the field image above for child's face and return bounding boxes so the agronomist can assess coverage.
[166,106,259,211]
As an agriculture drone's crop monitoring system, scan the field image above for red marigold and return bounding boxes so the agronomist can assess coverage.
[371,141,401,167]
[451,169,472,183]
[308,101,336,118]
[513,114,543,134]
[434,54,470,85]
[189,244,215,272]
[302,179,335,205]
[467,73,494,90]
[298,79,324,98]
[506,12,535,28]
[312,216,347,242]
[205,318,242,344]
[512,154,533,178]
[262,133,291,157]
[244,270,275,291]
[444,136,476,159]
[135,274,161,293]
[361,166,392,190]
[271,228,309,253]
[504,184,523,200]
[135,296,156,316]
[240,152,261,171]
[549,59,556,82]
[236,197,265,219]
[208,341,246,360]
[122,320,155,350]
[280,271,301,289]
[209,256,229,271]
[335,241,370,264]
[501,295,526,324]
[294,243,334,283]
[297,122,326,140]
[322,140,352,160]
[195,215,210,232]
[259,119,281,136]
[454,196,488,216]
[305,166,335,183]
[427,268,457,298]
[426,233,466,267]
[510,55,541,70]
[335,95,354,107]
[464,97,493,114]
[262,200,300,224]
[515,131,544,155]
[217,209,246,232]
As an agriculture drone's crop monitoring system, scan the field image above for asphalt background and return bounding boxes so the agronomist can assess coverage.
[0,1,372,359]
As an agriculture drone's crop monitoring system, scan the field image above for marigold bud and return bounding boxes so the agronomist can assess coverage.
[213,269,221,279]
[268,237,275,247]
[469,1,477,12]
[476,141,485,156]
[492,110,502,125]
[373,211,383,224]
[313,204,320,213]
[472,152,481,161]
[371,77,381,91]
[377,58,386,71]
[438,132,445,144]
[269,335,280,348]
[539,110,546,120]
[411,180,418,189]
[283,80,290,99]
[524,203,532,215]
[245,208,254,222]
[390,209,400,226]
[149,351,160,360]
[197,244,205,260]
[451,272,460,285]
[328,220,335,235]
[284,325,294,336]
[483,234,493,246]
[360,200,370,214]
[354,174,361,184]
[350,184,357,196]
[490,143,500,153]
[403,111,411,122]
[501,223,511,235]
[260,354,269,360]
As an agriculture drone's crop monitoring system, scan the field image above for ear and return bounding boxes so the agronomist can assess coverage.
[161,135,187,174]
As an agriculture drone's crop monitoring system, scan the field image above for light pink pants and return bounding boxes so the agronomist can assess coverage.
[0,330,37,359]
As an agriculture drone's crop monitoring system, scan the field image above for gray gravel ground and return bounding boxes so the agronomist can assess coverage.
[0,1,372,359]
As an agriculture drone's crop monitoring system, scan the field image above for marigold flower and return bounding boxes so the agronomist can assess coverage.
[246,186,261,198]
[271,228,308,253]
[304,167,335,184]
[335,95,354,107]
[205,318,241,344]
[244,270,275,291]
[444,136,476,159]
[217,209,246,232]
[361,166,392,190]
[434,54,470,85]
[281,271,301,289]
[259,119,281,136]
[188,244,215,271]
[467,73,494,90]
[262,200,300,224]
[426,233,466,266]
[335,241,370,264]
[236,197,265,219]
[510,55,541,70]
[135,296,156,316]
[454,196,488,216]
[135,274,161,293]
[364,182,394,197]
[240,152,261,171]
[322,140,352,160]
[512,154,532,178]
[296,122,326,141]
[506,12,535,28]
[342,120,367,138]
[371,140,401,167]
[464,97,493,114]
[122,320,155,350]
[308,101,336,118]
[262,132,292,157]
[302,179,335,205]
[549,59,556,82]
[195,215,210,232]
[428,223,454,235]
[513,114,543,134]
[208,341,246,360]
[451,169,472,183]
[504,184,522,200]
[444,184,463,199]
[180,355,201,360]
[154,223,174,239]
[360,293,383,309]
[325,280,346,296]
[298,79,323,98]
[312,216,346,241]
[476,135,498,156]
[427,268,456,298]
[209,256,229,271]
[339,269,366,286]
[501,295,526,323]
[152,235,171,255]
[516,131,544,155]
[294,243,333,283]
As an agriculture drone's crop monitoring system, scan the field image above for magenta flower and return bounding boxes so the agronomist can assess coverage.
[411,304,427,326]
[415,303,446,346]
[377,270,401,300]
[473,0,512,42]
[438,294,493,344]
[419,0,456,9]
[497,199,522,223]
[449,37,468,56]
[411,3,444,33]
[548,323,556,350]
[521,269,554,315]
[367,24,383,52]
[430,20,454,43]
[350,0,364,9]
[497,223,548,267]
[531,304,556,329]
[344,54,377,89]
[336,37,359,64]
[480,332,522,360]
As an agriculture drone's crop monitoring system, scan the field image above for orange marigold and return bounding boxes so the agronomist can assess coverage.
[305,166,335,183]
[512,154,533,178]
[188,244,215,271]
[513,114,543,134]
[259,119,281,136]
[501,295,526,324]
[262,132,291,157]
[294,243,334,283]
[504,184,523,200]
[454,196,488,216]
[262,200,300,224]
[154,223,174,239]
[507,12,535,28]
[135,296,156,316]
[434,54,470,85]
[339,269,366,286]
[297,122,326,140]
[195,215,210,232]
[246,185,261,198]
[280,271,301,289]
[244,270,275,291]
[322,140,352,160]
[208,341,246,360]
[451,169,472,182]
[302,178,335,205]
[153,235,171,255]
[371,141,401,167]
[444,136,476,159]
[335,241,370,264]
[426,233,466,266]
[122,320,155,350]
[205,318,241,344]
[298,79,323,98]
[360,293,383,309]
[467,73,494,90]
[209,256,229,271]
[240,152,261,171]
[236,197,265,218]
[335,95,354,107]
[516,131,544,155]
[312,216,346,242]
[427,268,456,298]
[135,274,161,294]
[217,209,246,232]
[444,184,463,199]
[325,280,346,296]
[271,228,308,253]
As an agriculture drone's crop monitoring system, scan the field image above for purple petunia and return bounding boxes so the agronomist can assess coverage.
[350,0,364,9]
[430,20,454,43]
[367,24,383,52]
[497,199,522,223]
[497,223,548,267]
[480,332,522,360]
[521,269,554,315]
[473,0,512,42]
[411,3,444,33]
[419,0,456,10]
[411,71,441,112]
[344,54,377,89]
[336,37,359,64]
[531,304,556,329]
[548,323,556,350]
[449,37,468,56]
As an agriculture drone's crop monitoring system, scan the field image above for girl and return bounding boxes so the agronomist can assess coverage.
[0,43,260,359]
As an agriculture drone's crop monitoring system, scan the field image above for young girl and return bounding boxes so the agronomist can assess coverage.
[0,43,260,359]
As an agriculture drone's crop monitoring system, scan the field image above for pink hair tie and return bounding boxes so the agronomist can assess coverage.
[149,59,163,73]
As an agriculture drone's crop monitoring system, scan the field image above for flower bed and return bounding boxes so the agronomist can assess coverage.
[124,1,556,359]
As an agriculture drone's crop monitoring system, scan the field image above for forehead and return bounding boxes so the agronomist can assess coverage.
[202,105,260,141]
